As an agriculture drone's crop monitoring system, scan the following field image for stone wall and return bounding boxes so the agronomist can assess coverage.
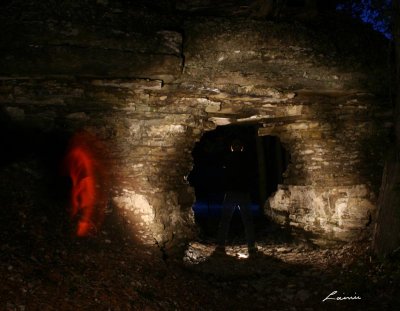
[0,78,215,249]
[256,92,390,243]
[268,185,376,242]
[0,1,391,248]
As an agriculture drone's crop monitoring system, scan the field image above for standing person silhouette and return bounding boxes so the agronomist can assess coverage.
[216,138,256,255]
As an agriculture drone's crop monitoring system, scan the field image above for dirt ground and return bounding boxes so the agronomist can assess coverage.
[1,162,400,311]
[2,222,400,310]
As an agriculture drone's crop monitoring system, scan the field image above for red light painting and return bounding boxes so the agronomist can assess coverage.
[63,131,107,237]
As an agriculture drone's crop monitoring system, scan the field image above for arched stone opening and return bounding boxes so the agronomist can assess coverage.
[0,1,391,253]
[188,124,290,242]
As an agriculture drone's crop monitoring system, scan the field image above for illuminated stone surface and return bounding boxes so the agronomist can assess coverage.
[0,0,391,249]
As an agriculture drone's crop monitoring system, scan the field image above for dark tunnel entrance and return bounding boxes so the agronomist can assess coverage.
[188,125,290,242]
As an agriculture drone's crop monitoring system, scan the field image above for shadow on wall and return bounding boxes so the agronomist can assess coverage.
[0,107,144,255]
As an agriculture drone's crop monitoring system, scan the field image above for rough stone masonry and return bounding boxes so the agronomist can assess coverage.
[0,0,392,249]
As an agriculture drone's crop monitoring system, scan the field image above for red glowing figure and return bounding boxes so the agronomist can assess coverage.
[63,131,107,237]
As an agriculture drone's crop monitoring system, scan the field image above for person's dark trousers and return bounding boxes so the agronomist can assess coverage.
[217,191,255,250]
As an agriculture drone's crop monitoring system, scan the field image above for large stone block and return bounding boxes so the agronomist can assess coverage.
[266,184,377,243]
[0,46,182,82]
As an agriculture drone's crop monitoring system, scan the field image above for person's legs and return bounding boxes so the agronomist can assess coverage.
[217,192,236,248]
[237,192,256,251]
